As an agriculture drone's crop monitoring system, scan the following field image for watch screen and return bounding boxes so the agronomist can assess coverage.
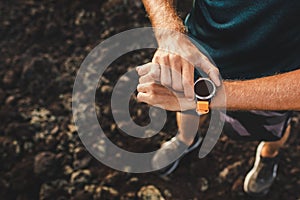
[194,79,214,98]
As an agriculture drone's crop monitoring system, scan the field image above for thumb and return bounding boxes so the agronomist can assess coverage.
[207,67,221,87]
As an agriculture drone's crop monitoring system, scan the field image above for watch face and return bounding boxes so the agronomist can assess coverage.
[194,78,216,100]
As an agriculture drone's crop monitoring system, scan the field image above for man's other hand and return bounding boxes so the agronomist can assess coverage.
[152,31,221,100]
[136,63,196,111]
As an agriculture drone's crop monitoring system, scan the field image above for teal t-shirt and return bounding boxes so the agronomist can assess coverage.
[185,0,300,79]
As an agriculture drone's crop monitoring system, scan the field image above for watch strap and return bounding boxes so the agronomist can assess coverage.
[181,100,210,116]
[196,100,209,115]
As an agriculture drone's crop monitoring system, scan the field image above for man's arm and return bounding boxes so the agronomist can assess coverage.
[142,0,185,33]
[136,63,300,111]
[141,0,221,100]
[212,69,300,110]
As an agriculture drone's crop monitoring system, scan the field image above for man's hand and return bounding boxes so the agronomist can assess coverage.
[152,31,221,100]
[141,0,221,100]
[136,63,196,111]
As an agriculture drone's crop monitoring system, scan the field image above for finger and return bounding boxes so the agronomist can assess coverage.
[197,57,221,86]
[137,83,150,93]
[136,63,158,76]
[139,72,160,84]
[207,67,221,87]
[153,52,172,87]
[160,63,172,87]
[139,74,155,84]
[137,82,160,93]
[169,54,183,91]
[137,92,166,110]
[182,60,195,100]
[137,82,170,94]
[136,92,151,104]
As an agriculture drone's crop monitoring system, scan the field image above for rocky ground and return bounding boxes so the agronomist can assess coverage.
[1,0,300,199]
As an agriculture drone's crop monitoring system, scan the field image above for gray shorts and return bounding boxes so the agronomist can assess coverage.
[221,110,292,141]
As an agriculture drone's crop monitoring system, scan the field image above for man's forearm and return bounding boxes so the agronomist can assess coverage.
[212,69,300,110]
[142,0,186,33]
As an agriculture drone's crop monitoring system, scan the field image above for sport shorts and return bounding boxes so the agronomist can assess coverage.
[221,110,292,141]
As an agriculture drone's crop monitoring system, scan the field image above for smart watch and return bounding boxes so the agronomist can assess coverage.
[194,77,216,115]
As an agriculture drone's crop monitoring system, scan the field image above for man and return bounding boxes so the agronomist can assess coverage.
[138,0,300,196]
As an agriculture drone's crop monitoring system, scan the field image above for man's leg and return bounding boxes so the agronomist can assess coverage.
[261,125,290,158]
[176,112,207,145]
[244,125,291,196]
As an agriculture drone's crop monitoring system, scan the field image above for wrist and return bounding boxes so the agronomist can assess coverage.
[187,100,197,110]
[182,77,224,115]
[155,28,187,46]
[210,82,227,109]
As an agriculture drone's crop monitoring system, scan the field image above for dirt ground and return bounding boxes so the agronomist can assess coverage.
[1,1,300,199]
